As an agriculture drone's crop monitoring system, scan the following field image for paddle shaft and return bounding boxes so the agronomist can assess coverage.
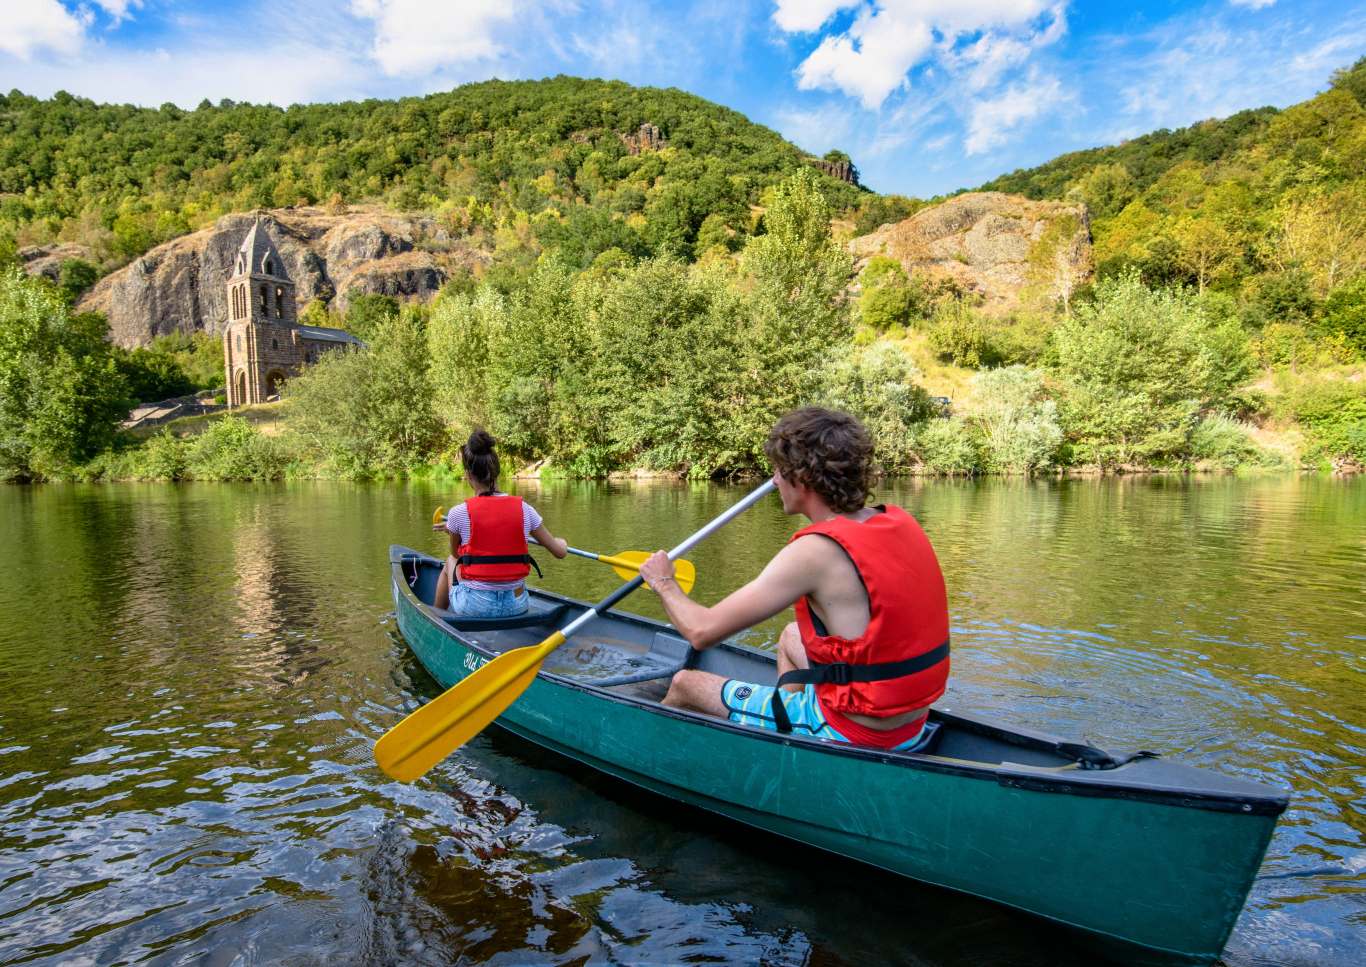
[530,542,606,563]
[556,478,775,639]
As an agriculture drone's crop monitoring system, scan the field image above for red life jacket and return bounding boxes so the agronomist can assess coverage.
[456,494,533,583]
[785,504,950,726]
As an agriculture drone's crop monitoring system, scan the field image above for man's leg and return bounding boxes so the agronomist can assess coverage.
[777,621,809,692]
[662,669,728,717]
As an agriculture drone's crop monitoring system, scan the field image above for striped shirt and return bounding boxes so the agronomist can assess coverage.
[445,497,543,591]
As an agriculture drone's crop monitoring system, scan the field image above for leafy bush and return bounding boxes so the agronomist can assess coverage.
[927,303,1006,368]
[970,366,1063,473]
[1255,322,1357,369]
[137,429,190,480]
[186,416,285,480]
[57,258,99,304]
[1049,273,1253,468]
[1277,375,1366,464]
[116,346,195,403]
[912,418,981,475]
[343,293,400,343]
[1188,415,1269,469]
[819,342,933,473]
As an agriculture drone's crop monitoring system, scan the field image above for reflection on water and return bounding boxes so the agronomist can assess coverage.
[0,476,1362,965]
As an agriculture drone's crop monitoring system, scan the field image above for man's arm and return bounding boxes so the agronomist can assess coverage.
[639,539,826,650]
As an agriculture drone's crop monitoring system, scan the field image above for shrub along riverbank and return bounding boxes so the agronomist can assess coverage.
[3,169,1364,483]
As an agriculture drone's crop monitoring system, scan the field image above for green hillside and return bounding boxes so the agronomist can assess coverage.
[0,75,864,269]
[979,57,1366,313]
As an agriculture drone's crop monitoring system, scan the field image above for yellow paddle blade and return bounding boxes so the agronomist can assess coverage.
[600,551,696,595]
[432,505,446,526]
[374,631,565,782]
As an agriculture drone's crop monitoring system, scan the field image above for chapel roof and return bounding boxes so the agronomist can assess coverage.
[231,216,290,281]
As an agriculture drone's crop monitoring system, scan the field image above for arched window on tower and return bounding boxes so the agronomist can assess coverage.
[260,284,268,314]
[275,286,284,319]
[264,257,273,276]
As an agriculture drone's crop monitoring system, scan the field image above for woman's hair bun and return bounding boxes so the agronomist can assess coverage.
[466,428,496,456]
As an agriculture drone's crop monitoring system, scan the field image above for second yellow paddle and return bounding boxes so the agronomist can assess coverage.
[434,505,696,593]
[547,544,696,594]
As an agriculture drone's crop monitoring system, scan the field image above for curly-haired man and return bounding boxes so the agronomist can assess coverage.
[640,407,950,751]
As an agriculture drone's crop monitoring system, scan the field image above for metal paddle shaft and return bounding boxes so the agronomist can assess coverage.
[531,542,696,593]
[375,478,776,781]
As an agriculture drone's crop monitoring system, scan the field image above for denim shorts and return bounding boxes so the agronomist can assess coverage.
[447,584,529,618]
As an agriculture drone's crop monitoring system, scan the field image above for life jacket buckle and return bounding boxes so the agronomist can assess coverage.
[825,662,853,686]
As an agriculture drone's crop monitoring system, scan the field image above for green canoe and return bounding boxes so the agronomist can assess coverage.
[388,545,1288,963]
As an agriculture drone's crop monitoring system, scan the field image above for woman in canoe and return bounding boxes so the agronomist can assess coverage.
[432,429,569,617]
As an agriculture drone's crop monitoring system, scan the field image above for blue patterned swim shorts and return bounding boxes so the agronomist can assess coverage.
[720,680,931,751]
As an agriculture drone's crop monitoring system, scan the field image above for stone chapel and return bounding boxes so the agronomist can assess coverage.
[222,218,360,407]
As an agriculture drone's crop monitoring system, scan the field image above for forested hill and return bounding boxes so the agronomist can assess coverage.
[977,58,1366,291]
[0,75,864,268]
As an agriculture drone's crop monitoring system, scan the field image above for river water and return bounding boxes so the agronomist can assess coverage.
[0,476,1362,965]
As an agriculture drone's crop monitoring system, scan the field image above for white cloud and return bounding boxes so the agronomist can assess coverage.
[772,0,861,33]
[964,70,1064,154]
[349,0,526,76]
[4,41,367,108]
[1229,0,1276,8]
[92,1,143,24]
[782,0,1055,109]
[951,4,1066,92]
[1,0,88,60]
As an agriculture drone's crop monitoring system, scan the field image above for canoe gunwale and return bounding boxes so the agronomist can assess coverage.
[388,546,1289,818]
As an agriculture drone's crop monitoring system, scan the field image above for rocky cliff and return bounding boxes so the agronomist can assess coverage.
[849,192,1092,313]
[74,207,489,348]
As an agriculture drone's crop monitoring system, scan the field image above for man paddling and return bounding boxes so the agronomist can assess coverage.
[639,407,950,751]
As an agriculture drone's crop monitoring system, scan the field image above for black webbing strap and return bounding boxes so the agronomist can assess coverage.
[456,553,543,578]
[770,640,951,734]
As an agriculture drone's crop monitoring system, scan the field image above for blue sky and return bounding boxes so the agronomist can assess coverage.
[3,1,1364,197]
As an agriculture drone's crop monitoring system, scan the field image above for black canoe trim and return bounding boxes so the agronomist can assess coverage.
[389,547,1290,818]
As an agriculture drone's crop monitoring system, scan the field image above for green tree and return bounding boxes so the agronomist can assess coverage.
[57,258,98,304]
[1320,275,1366,354]
[819,341,932,473]
[287,308,443,476]
[1049,273,1252,468]
[738,169,853,458]
[970,366,1063,473]
[343,293,400,342]
[0,268,128,480]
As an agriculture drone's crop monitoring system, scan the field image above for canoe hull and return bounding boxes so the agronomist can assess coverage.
[389,546,1283,963]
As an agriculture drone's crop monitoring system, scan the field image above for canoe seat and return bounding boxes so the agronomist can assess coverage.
[434,603,573,631]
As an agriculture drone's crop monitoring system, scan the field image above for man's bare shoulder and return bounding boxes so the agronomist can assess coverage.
[764,532,844,574]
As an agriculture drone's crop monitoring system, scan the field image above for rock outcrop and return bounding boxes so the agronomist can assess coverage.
[849,192,1092,313]
[18,243,96,283]
[78,207,490,348]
